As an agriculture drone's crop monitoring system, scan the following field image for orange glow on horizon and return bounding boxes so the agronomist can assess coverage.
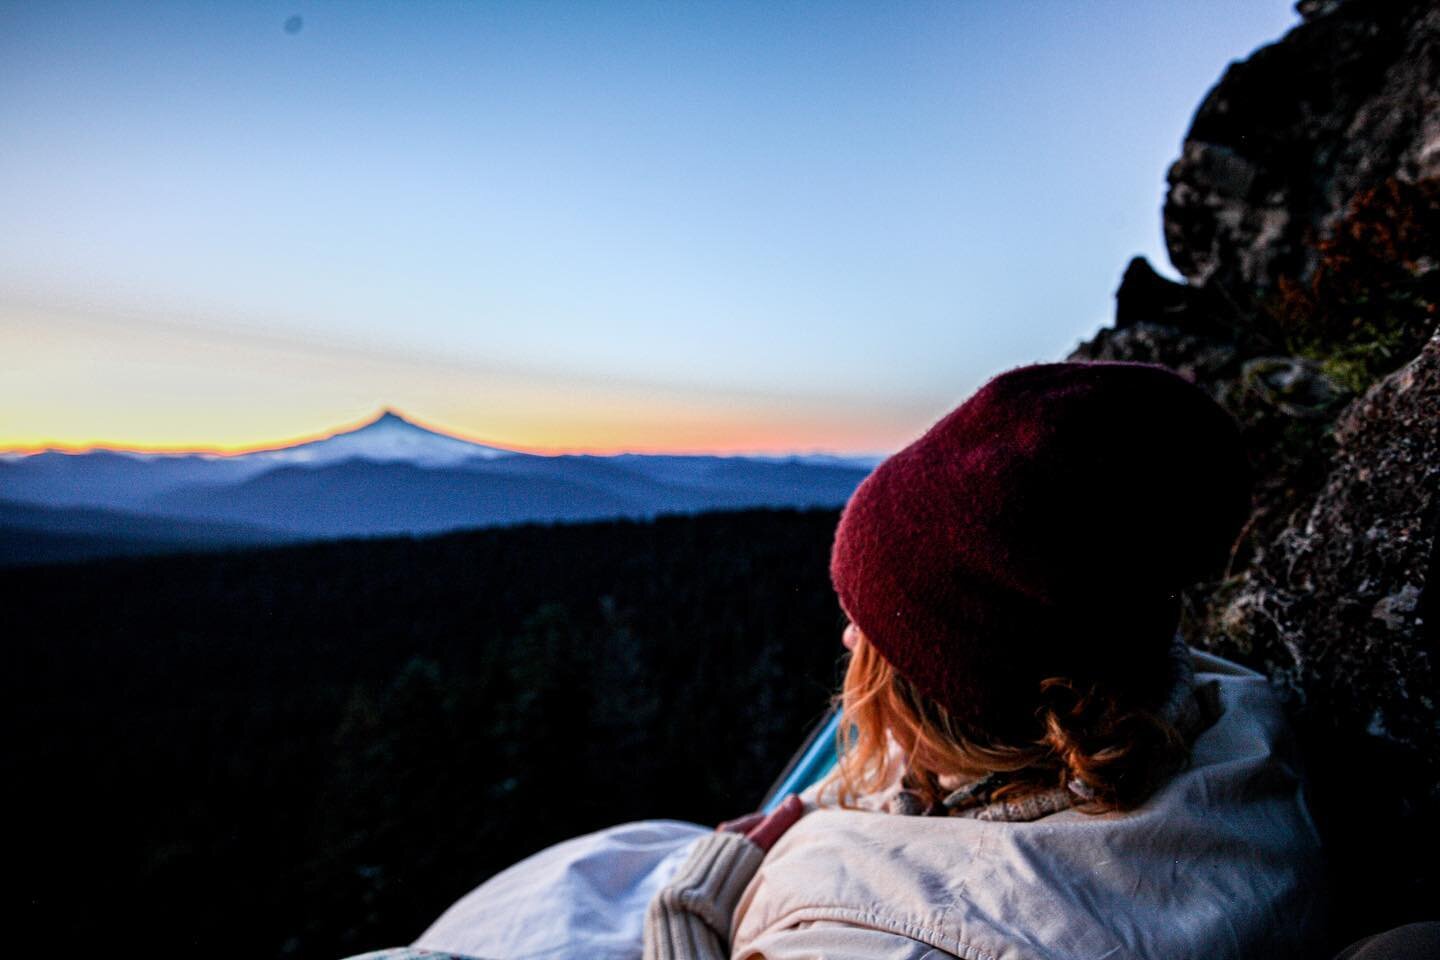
[0,301,925,462]
[0,408,898,460]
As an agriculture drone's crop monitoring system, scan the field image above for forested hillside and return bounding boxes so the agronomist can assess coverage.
[4,508,846,958]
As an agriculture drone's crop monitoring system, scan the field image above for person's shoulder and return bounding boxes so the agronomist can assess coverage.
[1185,644,1302,776]
[735,651,1327,960]
[1189,645,1268,681]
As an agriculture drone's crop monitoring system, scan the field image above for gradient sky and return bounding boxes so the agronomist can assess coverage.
[0,0,1300,456]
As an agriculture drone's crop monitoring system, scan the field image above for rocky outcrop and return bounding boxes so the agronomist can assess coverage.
[1206,336,1440,939]
[1070,0,1440,943]
[1164,0,1440,304]
[1213,328,1439,712]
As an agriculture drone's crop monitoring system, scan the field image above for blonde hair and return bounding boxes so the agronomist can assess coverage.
[828,629,1188,814]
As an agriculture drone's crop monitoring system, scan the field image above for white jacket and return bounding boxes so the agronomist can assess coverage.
[650,649,1326,960]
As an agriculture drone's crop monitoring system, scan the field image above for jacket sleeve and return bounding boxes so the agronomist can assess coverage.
[736,922,958,960]
[643,831,764,960]
[644,831,954,960]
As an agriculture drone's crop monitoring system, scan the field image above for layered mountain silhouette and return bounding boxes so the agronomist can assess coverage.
[0,410,877,563]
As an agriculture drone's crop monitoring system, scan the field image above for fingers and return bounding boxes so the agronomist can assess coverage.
[745,794,806,852]
[717,810,766,835]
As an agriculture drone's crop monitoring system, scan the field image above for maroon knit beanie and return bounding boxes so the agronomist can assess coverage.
[830,361,1251,741]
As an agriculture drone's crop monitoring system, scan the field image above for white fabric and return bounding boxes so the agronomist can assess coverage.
[412,649,1325,960]
[414,819,710,960]
[731,649,1327,960]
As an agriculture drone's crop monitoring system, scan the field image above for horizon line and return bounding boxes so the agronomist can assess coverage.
[0,407,890,461]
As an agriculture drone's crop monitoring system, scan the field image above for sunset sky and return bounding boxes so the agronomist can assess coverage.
[1,1,1299,456]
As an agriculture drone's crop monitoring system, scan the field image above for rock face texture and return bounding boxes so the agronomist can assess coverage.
[1071,0,1440,943]
[1164,0,1440,303]
[1221,331,1440,734]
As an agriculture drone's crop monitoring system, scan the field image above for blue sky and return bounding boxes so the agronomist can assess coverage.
[0,0,1299,454]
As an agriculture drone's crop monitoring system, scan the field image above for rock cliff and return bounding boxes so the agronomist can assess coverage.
[1071,0,1440,941]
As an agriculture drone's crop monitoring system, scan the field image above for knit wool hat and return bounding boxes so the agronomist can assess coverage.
[830,361,1251,740]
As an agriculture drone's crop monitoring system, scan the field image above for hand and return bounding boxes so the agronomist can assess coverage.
[717,794,805,853]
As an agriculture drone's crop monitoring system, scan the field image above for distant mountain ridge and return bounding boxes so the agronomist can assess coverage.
[237,409,517,467]
[0,410,879,564]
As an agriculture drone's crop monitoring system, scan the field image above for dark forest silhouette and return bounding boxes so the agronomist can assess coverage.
[5,508,846,958]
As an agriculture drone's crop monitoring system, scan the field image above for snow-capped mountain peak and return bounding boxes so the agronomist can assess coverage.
[367,409,409,427]
[243,409,519,468]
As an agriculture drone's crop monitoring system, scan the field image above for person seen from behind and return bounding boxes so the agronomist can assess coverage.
[405,361,1330,960]
[644,360,1325,959]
